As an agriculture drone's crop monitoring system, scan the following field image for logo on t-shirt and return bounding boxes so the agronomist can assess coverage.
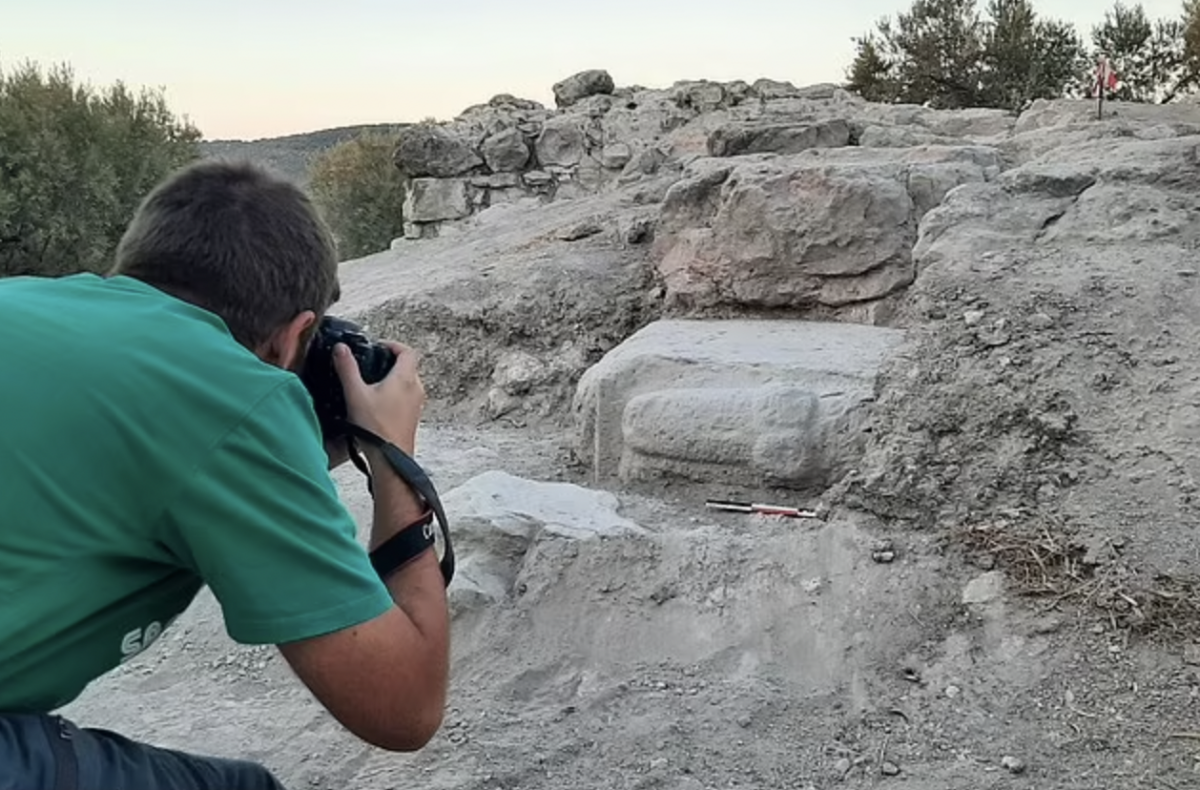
[119,621,164,663]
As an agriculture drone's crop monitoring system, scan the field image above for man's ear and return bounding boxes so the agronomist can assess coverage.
[258,310,318,371]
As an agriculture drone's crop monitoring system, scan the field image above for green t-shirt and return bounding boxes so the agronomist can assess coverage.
[0,273,395,712]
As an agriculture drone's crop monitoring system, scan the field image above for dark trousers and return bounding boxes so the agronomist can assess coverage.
[0,713,286,790]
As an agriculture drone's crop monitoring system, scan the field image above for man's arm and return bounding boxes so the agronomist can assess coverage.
[278,446,450,752]
[278,339,450,752]
[161,340,450,753]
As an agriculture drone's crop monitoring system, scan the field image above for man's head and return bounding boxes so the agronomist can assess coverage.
[109,159,341,370]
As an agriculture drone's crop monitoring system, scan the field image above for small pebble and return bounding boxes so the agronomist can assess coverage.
[833,757,851,776]
[1001,755,1026,774]
[945,684,961,699]
[973,553,996,570]
[880,761,901,776]
[1029,312,1054,329]
[871,538,896,564]
[963,309,985,326]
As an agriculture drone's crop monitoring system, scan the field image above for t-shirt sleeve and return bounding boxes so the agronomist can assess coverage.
[158,376,395,645]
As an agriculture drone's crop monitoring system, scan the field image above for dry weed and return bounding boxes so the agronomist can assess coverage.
[953,517,1200,640]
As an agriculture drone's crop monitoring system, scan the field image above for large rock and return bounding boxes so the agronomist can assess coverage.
[653,146,1002,313]
[706,120,852,157]
[552,70,616,108]
[536,116,589,168]
[671,80,732,113]
[393,124,483,178]
[573,319,907,490]
[481,127,531,172]
[443,470,644,609]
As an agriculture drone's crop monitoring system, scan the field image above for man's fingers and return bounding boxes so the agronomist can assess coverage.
[332,343,365,389]
[381,341,420,377]
[382,341,419,364]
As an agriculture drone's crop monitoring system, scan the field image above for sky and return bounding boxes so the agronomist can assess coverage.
[1,0,1190,141]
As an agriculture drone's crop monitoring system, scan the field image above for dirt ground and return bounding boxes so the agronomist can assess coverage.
[60,418,1200,790]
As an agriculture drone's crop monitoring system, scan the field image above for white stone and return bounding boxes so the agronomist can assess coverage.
[443,471,644,609]
[962,571,1005,605]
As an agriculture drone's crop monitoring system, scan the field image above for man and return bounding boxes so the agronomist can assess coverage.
[0,159,450,789]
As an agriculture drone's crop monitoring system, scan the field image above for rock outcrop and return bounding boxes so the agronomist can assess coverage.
[840,99,1200,581]
[337,69,1200,555]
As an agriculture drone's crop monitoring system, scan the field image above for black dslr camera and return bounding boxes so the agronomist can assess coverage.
[300,316,396,441]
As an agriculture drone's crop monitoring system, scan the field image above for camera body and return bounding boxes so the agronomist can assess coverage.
[300,316,396,440]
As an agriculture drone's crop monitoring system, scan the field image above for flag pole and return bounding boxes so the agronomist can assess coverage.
[1095,55,1113,121]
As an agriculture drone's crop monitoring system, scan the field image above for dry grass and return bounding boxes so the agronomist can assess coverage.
[953,518,1200,640]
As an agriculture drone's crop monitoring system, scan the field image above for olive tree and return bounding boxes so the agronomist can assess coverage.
[0,60,201,277]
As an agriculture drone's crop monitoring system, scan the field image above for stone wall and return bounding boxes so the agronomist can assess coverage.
[391,72,872,240]
[390,69,1016,322]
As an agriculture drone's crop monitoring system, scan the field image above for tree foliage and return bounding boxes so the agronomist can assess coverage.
[0,60,201,277]
[1185,0,1200,80]
[848,0,986,108]
[846,0,1196,110]
[980,0,1090,110]
[307,130,407,260]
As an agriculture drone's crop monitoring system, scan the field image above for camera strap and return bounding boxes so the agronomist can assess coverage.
[343,423,455,587]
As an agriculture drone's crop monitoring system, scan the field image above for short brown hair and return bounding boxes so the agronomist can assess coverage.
[110,159,340,349]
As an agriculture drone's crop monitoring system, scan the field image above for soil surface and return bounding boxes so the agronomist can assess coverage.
[62,420,1200,790]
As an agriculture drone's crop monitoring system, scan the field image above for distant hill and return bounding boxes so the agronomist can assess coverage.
[199,123,410,185]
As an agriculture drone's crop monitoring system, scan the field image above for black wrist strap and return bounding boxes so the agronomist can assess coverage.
[370,510,436,580]
[343,423,455,587]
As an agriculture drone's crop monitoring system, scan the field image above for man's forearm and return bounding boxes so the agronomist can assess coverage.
[363,446,450,642]
[364,446,428,550]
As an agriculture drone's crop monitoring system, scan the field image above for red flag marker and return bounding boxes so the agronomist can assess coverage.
[1095,55,1118,119]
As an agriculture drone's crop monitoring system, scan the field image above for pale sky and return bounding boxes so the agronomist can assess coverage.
[1,0,1189,140]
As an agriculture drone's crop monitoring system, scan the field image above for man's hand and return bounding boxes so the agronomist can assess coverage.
[331,340,425,456]
[331,340,428,545]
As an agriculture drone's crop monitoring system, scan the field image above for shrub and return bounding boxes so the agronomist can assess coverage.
[0,60,201,277]
[307,130,408,260]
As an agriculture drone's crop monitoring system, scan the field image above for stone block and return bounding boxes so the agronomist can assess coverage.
[403,177,471,223]
[573,319,906,489]
[706,120,852,157]
[552,69,615,108]
[393,124,482,178]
